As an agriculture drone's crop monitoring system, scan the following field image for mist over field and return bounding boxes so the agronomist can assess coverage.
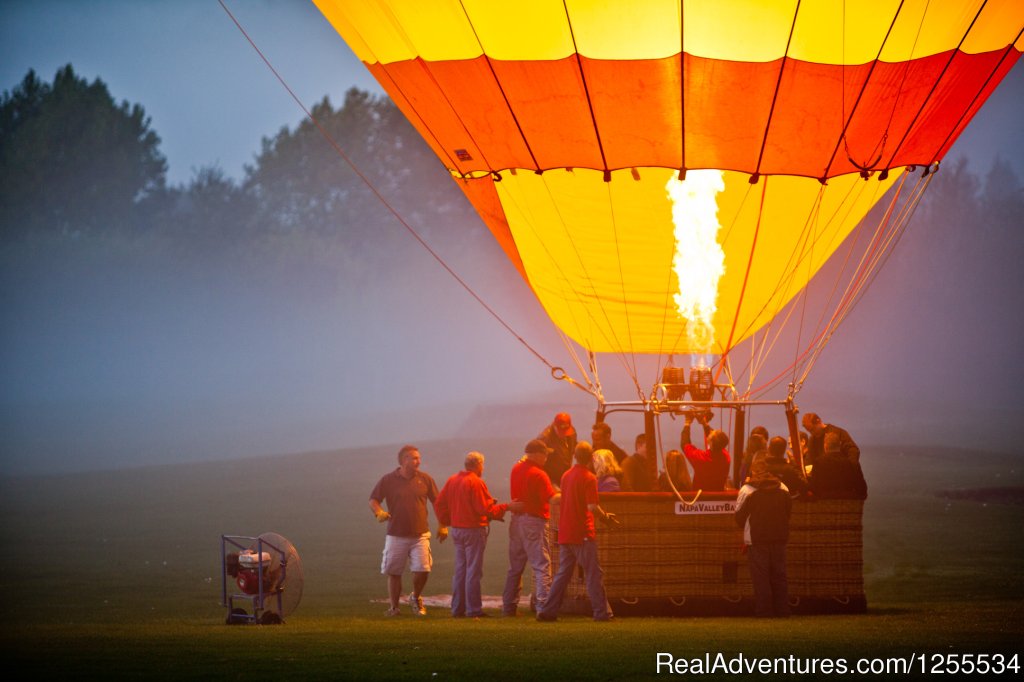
[1,41,1023,476]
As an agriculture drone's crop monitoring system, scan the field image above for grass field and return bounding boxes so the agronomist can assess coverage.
[1,437,1021,679]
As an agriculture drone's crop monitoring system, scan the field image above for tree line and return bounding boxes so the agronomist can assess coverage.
[1,64,1021,285]
[0,65,481,274]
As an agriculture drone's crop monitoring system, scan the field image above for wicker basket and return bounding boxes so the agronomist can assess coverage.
[549,492,864,616]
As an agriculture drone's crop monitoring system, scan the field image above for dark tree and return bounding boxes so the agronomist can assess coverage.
[145,165,257,254]
[0,65,167,238]
[243,88,476,255]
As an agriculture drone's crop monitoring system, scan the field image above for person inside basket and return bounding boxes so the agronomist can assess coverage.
[681,411,731,491]
[621,433,655,492]
[808,431,868,500]
[801,412,859,467]
[592,448,623,492]
[591,421,629,465]
[658,449,693,492]
[537,412,578,488]
[766,436,808,497]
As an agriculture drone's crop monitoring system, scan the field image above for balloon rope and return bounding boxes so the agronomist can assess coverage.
[219,0,557,372]
[725,184,825,390]
[748,171,931,396]
[749,187,827,387]
[605,181,643,398]
[715,172,860,393]
[796,171,934,386]
[928,27,1024,169]
[714,178,767,385]
[823,0,906,177]
[792,188,900,385]
[536,174,642,388]
[780,179,876,383]
[554,328,596,394]
[746,173,909,397]
[880,1,990,171]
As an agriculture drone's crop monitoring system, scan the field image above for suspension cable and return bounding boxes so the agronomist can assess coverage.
[219,0,558,372]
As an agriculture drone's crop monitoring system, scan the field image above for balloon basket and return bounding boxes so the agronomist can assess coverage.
[549,494,865,617]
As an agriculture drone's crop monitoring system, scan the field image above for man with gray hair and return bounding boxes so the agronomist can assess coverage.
[435,451,516,618]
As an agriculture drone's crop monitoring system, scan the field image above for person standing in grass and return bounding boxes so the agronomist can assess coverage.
[435,451,515,618]
[369,444,446,616]
[735,452,792,618]
[502,439,557,616]
[536,441,618,622]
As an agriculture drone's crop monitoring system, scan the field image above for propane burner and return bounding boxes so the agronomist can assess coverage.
[689,366,715,401]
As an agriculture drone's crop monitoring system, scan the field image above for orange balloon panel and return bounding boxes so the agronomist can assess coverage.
[316,0,1023,178]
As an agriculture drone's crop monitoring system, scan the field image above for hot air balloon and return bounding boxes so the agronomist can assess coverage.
[312,0,1023,614]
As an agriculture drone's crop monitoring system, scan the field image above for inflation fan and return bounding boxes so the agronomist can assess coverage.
[221,533,304,625]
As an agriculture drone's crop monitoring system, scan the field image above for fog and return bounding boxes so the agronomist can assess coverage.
[4,140,1022,476]
[1,7,1022,476]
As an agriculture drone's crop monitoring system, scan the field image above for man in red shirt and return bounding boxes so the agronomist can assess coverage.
[681,411,731,491]
[502,439,557,616]
[536,442,618,622]
[435,451,512,618]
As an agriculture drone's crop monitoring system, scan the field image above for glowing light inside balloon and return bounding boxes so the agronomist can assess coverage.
[666,171,726,355]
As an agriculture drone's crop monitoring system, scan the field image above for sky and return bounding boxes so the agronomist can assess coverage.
[2,1,1023,474]
[3,0,1023,186]
[0,0,385,186]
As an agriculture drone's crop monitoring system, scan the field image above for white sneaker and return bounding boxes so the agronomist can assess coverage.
[409,592,426,616]
[384,606,401,616]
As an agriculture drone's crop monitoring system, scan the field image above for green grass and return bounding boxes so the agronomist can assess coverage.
[1,438,1021,679]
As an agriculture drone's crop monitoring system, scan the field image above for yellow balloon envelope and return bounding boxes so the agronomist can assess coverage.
[315,0,1023,355]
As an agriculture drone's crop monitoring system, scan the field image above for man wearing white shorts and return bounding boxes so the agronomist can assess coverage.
[370,445,446,616]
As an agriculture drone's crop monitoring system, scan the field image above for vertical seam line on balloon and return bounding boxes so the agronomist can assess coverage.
[752,0,803,178]
[456,0,543,172]
[562,0,611,176]
[928,28,1024,168]
[881,0,990,170]
[822,0,906,179]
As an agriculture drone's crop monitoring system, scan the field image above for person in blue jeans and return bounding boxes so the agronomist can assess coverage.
[735,452,792,617]
[435,451,514,617]
[536,442,619,622]
[502,440,557,616]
